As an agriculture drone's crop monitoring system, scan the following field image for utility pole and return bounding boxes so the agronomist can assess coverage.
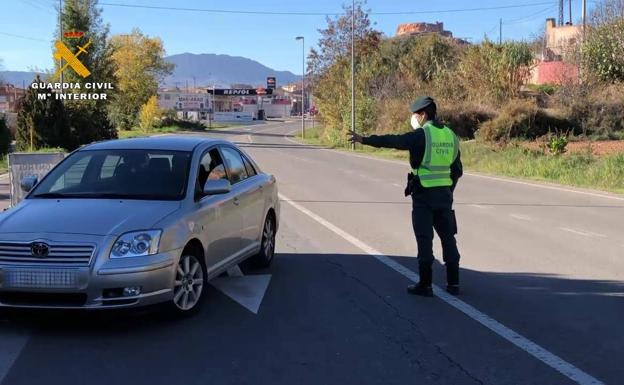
[59,0,63,85]
[295,36,305,138]
[351,0,355,151]
[569,0,572,25]
[582,0,587,38]
[499,18,502,44]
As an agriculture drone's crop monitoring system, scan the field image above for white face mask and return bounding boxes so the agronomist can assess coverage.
[411,114,423,130]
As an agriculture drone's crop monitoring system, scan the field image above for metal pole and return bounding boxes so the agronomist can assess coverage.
[582,0,587,37]
[301,37,305,139]
[499,18,502,44]
[59,0,63,85]
[569,0,572,25]
[351,0,355,150]
[211,82,215,129]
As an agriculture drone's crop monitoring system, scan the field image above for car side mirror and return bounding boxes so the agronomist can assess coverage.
[203,179,231,195]
[20,175,38,193]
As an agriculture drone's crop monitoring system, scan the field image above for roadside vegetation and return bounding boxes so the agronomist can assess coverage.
[305,0,624,194]
[298,126,624,194]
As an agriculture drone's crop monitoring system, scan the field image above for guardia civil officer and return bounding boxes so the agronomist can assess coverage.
[348,96,463,297]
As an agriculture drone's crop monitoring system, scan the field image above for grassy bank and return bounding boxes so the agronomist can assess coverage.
[0,156,7,174]
[298,127,624,194]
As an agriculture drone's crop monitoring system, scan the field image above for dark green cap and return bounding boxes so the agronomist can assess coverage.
[410,96,435,113]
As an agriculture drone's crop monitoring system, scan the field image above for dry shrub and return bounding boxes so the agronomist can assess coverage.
[438,103,495,139]
[556,82,624,138]
[477,99,575,142]
[376,98,411,134]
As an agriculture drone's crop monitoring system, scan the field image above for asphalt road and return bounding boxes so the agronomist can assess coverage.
[1,120,623,385]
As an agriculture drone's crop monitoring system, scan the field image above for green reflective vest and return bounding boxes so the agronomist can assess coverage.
[412,123,459,188]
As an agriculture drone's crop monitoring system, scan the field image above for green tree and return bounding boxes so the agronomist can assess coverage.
[456,40,533,104]
[15,76,70,151]
[57,0,117,145]
[582,18,624,82]
[109,29,174,130]
[311,1,383,144]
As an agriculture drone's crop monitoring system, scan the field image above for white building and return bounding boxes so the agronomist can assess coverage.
[157,91,213,121]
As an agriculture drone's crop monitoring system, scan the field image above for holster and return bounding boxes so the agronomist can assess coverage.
[405,173,424,196]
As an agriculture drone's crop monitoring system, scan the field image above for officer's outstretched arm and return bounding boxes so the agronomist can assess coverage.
[361,132,415,151]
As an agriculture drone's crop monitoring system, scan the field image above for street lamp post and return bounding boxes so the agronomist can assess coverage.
[295,36,305,138]
[350,0,355,150]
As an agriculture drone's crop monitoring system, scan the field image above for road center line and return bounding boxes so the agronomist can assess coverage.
[279,192,604,385]
[559,227,607,238]
[510,214,533,221]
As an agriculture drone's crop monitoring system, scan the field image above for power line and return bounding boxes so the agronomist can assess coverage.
[98,1,558,16]
[504,5,557,25]
[0,31,49,43]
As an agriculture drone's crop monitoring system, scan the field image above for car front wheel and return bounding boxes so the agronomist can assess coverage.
[170,254,206,314]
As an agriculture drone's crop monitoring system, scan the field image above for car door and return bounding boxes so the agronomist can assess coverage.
[193,147,242,269]
[219,146,264,252]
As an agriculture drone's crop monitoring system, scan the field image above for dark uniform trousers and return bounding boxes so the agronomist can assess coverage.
[411,194,460,287]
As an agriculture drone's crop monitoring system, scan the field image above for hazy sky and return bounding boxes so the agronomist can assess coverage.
[0,0,593,74]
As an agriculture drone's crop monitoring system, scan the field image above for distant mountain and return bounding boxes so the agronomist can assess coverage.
[1,53,300,89]
[0,71,45,87]
[163,53,300,89]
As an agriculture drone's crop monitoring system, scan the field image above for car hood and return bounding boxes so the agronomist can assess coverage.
[0,199,181,236]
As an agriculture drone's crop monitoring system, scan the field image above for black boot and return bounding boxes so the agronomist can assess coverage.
[446,263,460,295]
[407,265,433,297]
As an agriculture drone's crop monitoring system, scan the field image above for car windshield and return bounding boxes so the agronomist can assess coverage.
[29,149,191,201]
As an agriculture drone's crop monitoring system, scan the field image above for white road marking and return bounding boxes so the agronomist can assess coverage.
[510,214,533,221]
[0,173,9,180]
[465,173,624,202]
[392,183,402,188]
[280,192,604,385]
[283,130,624,202]
[211,274,272,314]
[470,204,489,210]
[559,227,607,238]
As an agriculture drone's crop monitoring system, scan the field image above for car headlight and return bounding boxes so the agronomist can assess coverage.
[110,230,162,258]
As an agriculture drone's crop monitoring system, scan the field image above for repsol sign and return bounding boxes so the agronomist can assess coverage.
[210,88,273,96]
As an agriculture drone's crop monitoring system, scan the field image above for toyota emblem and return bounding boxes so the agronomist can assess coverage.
[31,242,50,258]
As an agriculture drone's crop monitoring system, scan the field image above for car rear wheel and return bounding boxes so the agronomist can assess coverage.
[170,254,206,314]
[251,214,276,268]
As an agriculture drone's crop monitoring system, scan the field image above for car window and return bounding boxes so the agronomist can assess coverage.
[32,150,191,200]
[100,155,121,179]
[197,148,227,192]
[50,155,92,192]
[241,153,257,177]
[220,147,248,184]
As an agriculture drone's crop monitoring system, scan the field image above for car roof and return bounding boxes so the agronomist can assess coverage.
[80,135,231,152]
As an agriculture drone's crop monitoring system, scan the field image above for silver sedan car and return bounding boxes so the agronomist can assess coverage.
[0,136,279,314]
